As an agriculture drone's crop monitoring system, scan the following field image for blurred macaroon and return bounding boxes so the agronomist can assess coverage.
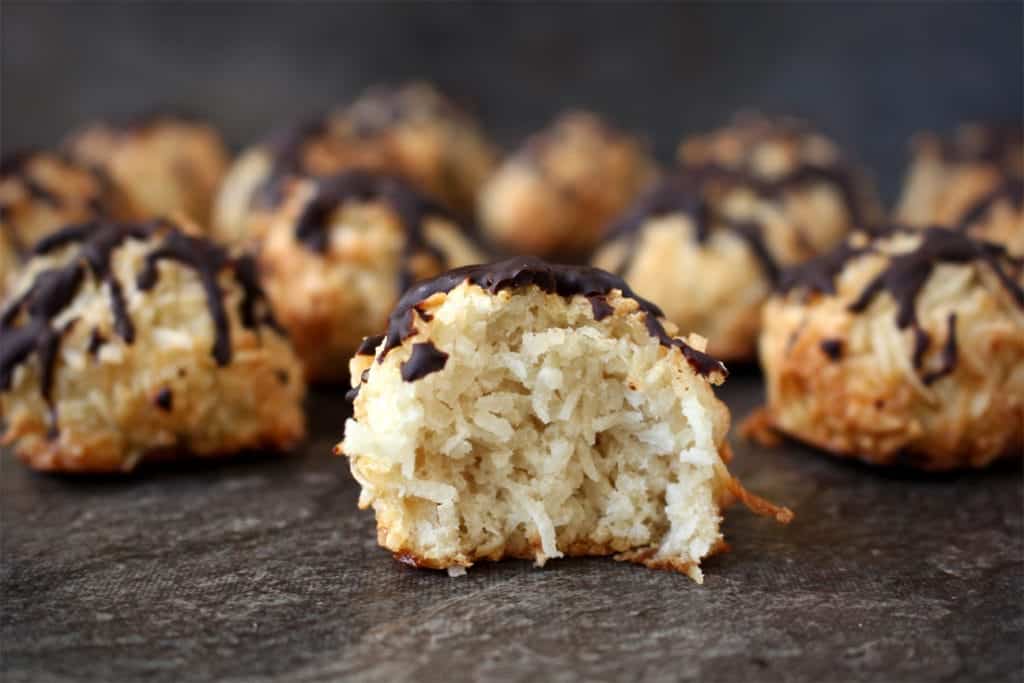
[593,114,878,362]
[65,110,230,227]
[479,111,657,259]
[1,149,138,295]
[677,113,881,252]
[756,227,1023,470]
[0,217,305,473]
[895,122,1022,255]
[213,83,496,247]
[257,169,486,381]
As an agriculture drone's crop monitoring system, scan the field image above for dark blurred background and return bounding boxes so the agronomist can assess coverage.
[2,1,1021,203]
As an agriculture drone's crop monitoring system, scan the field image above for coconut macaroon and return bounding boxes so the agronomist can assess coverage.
[212,116,390,247]
[895,123,1022,255]
[338,258,792,581]
[593,171,846,361]
[1,150,138,293]
[337,82,498,216]
[678,113,881,252]
[755,228,1024,470]
[213,84,495,247]
[258,170,486,382]
[478,111,657,258]
[65,111,230,226]
[0,219,305,473]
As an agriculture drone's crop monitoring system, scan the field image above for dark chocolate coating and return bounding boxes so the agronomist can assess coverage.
[366,256,726,386]
[136,230,237,366]
[780,227,1023,382]
[253,116,330,209]
[0,150,116,252]
[400,342,449,382]
[356,334,385,356]
[819,338,843,360]
[0,150,62,210]
[292,170,460,291]
[0,220,282,436]
[154,387,173,412]
[778,239,871,296]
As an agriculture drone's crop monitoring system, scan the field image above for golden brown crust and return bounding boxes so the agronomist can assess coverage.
[388,534,734,578]
[8,430,303,474]
[723,475,795,524]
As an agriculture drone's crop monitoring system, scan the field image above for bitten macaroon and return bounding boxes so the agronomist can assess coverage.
[339,257,791,581]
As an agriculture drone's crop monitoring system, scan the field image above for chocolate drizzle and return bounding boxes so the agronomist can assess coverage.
[253,116,330,209]
[35,221,153,343]
[1,150,116,253]
[400,342,449,382]
[1,151,62,210]
[781,228,1023,382]
[0,220,283,436]
[356,334,385,356]
[154,387,173,411]
[956,178,1024,230]
[778,239,871,296]
[292,170,455,291]
[136,230,237,365]
[365,256,726,386]
[819,338,843,360]
[233,254,283,334]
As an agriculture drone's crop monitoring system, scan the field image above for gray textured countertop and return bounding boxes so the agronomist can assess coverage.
[2,371,1022,682]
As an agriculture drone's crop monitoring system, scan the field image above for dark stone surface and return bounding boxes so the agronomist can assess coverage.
[2,371,1021,682]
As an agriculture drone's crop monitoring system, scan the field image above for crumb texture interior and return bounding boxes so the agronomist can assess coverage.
[343,286,729,581]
